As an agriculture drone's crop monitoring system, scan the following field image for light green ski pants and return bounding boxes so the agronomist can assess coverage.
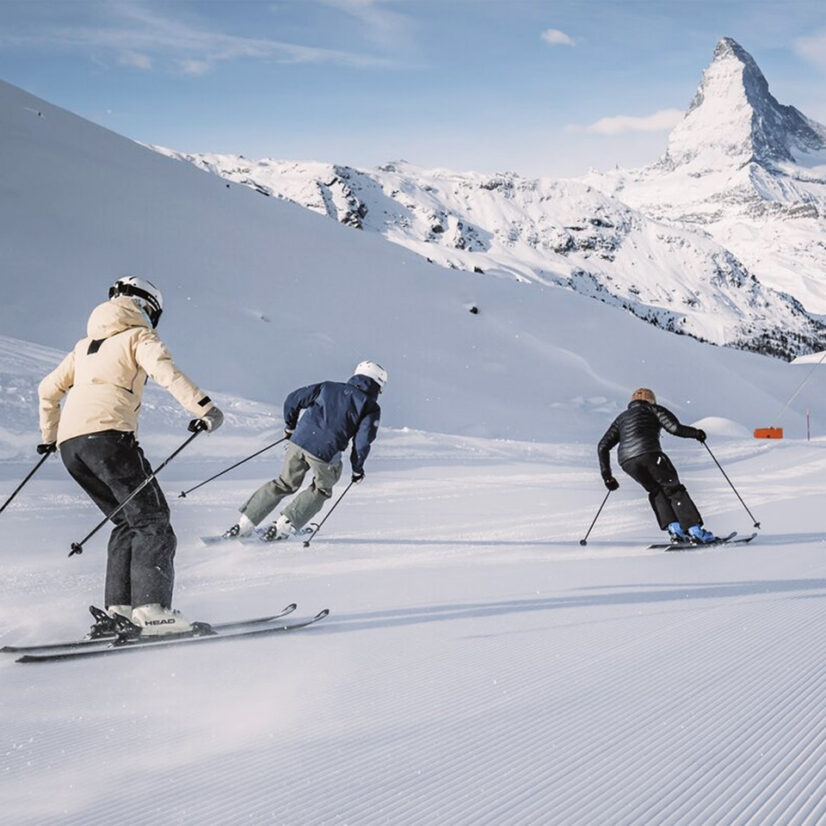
[240,441,343,529]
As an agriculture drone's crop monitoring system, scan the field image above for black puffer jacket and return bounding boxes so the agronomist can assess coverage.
[598,400,701,478]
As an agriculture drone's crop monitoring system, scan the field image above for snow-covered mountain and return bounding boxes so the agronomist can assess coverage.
[583,37,826,316]
[154,37,826,360]
[4,75,824,455]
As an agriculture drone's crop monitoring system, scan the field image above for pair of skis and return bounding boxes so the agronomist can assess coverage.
[648,531,758,551]
[200,524,317,546]
[1,603,328,664]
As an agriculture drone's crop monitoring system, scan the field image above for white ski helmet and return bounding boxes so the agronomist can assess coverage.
[109,276,163,328]
[353,360,388,390]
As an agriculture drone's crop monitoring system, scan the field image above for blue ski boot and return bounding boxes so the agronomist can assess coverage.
[667,521,688,544]
[688,525,716,544]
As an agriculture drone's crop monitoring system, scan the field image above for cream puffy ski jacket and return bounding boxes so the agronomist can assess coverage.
[39,297,214,445]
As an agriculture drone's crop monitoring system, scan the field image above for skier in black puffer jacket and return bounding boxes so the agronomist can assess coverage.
[598,388,715,544]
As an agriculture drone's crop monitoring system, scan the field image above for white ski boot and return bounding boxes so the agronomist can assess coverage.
[262,514,296,542]
[131,604,193,636]
[222,513,255,539]
[107,604,132,620]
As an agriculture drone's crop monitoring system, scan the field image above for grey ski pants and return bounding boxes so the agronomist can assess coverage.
[60,430,176,609]
[240,441,343,529]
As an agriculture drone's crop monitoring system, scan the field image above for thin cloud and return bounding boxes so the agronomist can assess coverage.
[794,30,826,70]
[585,108,684,135]
[541,29,575,47]
[317,0,416,53]
[0,1,396,74]
[118,50,152,70]
[179,58,211,77]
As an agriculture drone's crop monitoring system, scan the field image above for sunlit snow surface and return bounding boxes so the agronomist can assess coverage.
[2,69,826,825]
[2,433,826,825]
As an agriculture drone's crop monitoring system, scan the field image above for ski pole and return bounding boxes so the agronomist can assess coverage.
[579,490,612,546]
[0,452,52,516]
[702,441,761,529]
[302,480,355,548]
[69,429,203,557]
[178,437,287,498]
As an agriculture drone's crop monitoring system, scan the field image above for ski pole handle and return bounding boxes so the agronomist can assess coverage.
[69,430,203,557]
[178,437,287,498]
[302,480,355,548]
[0,452,52,516]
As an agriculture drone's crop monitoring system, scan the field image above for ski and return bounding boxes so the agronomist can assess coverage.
[664,532,757,551]
[15,609,329,663]
[1,602,298,654]
[200,524,316,545]
[648,530,736,550]
[649,531,758,551]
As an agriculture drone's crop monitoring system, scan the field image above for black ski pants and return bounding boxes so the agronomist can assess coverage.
[620,451,703,531]
[60,430,176,609]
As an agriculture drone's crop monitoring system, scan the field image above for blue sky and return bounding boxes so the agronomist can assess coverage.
[1,0,825,176]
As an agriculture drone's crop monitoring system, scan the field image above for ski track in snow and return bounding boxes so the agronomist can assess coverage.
[2,437,826,825]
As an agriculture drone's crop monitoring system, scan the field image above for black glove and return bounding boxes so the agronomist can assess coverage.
[695,429,707,442]
[188,418,208,433]
[603,476,619,491]
[37,442,57,455]
[351,471,365,484]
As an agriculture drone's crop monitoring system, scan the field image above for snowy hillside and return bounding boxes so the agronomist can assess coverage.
[153,37,826,360]
[2,75,824,450]
[150,151,825,359]
[584,37,826,316]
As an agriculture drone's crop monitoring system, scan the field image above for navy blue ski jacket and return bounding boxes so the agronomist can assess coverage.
[284,375,381,474]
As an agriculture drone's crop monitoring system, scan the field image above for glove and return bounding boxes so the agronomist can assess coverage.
[189,406,224,433]
[695,429,707,442]
[284,429,294,440]
[37,442,57,455]
[603,476,619,491]
[351,471,365,484]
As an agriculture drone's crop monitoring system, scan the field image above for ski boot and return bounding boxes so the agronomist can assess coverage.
[222,514,255,539]
[667,522,689,544]
[262,514,296,542]
[131,604,194,636]
[688,525,716,544]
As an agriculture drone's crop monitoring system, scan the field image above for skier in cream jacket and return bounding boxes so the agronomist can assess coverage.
[38,276,223,636]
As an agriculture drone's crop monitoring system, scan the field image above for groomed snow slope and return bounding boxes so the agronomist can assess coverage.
[2,435,826,825]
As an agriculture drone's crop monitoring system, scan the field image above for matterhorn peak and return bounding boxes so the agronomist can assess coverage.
[664,37,826,171]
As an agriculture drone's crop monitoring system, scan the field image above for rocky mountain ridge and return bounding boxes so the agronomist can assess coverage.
[155,38,826,359]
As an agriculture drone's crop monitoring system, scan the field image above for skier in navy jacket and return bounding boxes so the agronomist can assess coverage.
[223,361,386,542]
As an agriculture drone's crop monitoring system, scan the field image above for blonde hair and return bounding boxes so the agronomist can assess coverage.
[631,388,656,404]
